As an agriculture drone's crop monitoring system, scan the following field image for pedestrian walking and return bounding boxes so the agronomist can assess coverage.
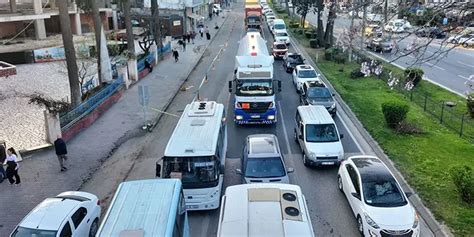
[172,48,179,62]
[4,148,20,185]
[199,27,204,38]
[209,12,213,20]
[0,144,6,183]
[186,32,191,43]
[177,39,184,51]
[54,136,68,172]
[191,31,196,44]
[144,59,153,73]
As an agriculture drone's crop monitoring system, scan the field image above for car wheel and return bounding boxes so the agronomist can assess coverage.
[303,154,310,167]
[451,39,457,44]
[89,219,99,237]
[463,43,469,48]
[357,215,364,236]
[337,175,343,192]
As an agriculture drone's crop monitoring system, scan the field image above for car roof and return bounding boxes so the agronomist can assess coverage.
[296,64,314,70]
[304,80,325,88]
[297,105,334,124]
[349,156,394,182]
[247,134,280,157]
[18,194,89,231]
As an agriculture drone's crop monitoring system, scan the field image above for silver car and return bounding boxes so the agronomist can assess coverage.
[236,134,293,184]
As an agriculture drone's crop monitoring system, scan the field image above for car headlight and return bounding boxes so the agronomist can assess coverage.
[267,115,275,120]
[364,213,380,229]
[412,212,419,229]
[330,103,336,109]
[236,115,243,120]
[308,152,316,159]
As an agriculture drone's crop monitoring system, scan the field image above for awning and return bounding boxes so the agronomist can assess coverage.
[187,13,204,20]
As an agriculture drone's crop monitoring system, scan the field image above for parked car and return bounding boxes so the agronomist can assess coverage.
[10,191,101,237]
[337,155,420,237]
[236,134,294,184]
[384,19,409,33]
[461,37,474,48]
[294,105,344,167]
[366,38,393,53]
[266,14,276,28]
[272,41,288,59]
[300,81,337,116]
[292,65,322,92]
[283,53,305,73]
[415,27,447,38]
[274,30,290,44]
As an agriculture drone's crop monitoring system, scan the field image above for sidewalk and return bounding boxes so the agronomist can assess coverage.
[0,15,228,236]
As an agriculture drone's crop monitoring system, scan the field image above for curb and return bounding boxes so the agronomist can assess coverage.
[289,34,451,237]
[150,15,230,129]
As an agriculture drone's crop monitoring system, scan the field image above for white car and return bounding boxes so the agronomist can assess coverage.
[337,156,420,237]
[274,29,290,44]
[266,15,276,27]
[448,33,474,45]
[10,191,101,237]
[292,65,321,92]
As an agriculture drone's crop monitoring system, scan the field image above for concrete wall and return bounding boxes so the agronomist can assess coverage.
[0,22,23,39]
[80,12,112,33]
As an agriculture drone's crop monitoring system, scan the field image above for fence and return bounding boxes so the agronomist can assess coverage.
[60,76,124,130]
[136,42,172,73]
[327,49,474,143]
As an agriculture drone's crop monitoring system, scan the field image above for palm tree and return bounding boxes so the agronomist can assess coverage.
[57,0,81,107]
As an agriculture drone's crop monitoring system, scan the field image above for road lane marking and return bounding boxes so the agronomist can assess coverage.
[277,101,294,155]
[336,113,365,155]
[458,75,470,80]
[458,61,474,69]
[424,62,445,71]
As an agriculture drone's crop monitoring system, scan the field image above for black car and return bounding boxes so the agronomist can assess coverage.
[300,81,337,116]
[415,27,447,39]
[283,53,305,73]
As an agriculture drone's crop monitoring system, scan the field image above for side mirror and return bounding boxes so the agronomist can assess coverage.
[405,192,413,198]
[155,162,161,177]
[298,134,303,140]
[235,169,243,175]
[228,81,233,93]
[340,134,344,139]
[287,167,295,173]
[351,192,361,200]
[332,93,336,96]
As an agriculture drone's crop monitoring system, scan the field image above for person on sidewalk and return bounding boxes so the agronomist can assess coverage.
[186,32,191,43]
[177,39,184,51]
[199,28,204,38]
[209,12,213,20]
[4,148,20,185]
[144,59,153,73]
[172,48,179,62]
[191,31,196,44]
[206,27,211,40]
[0,144,6,182]
[54,136,68,172]
[182,40,186,52]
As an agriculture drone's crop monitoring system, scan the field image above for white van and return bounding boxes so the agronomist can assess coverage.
[294,105,344,167]
[272,19,286,35]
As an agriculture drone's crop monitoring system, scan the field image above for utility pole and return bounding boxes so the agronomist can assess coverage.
[360,0,367,50]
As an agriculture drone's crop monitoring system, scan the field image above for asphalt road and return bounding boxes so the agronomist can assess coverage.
[303,12,474,96]
[122,3,435,236]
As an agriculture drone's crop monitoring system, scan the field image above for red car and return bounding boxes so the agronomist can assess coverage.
[272,42,288,59]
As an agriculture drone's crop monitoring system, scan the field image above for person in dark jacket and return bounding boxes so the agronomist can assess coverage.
[0,144,7,182]
[54,136,68,172]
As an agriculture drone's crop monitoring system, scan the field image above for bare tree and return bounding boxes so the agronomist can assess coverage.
[294,0,315,28]
[324,0,337,47]
[151,0,163,60]
[121,0,135,58]
[57,0,81,107]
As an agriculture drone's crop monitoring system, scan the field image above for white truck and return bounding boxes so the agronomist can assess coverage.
[229,32,281,125]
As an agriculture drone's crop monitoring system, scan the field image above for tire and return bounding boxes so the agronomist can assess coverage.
[337,175,343,192]
[89,219,99,237]
[451,39,457,44]
[303,154,310,167]
[463,43,469,48]
[357,215,364,236]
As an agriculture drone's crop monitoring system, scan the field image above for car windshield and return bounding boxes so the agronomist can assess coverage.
[274,24,285,30]
[275,44,287,49]
[307,87,332,99]
[245,157,285,178]
[362,178,407,207]
[394,22,403,27]
[298,70,317,78]
[288,55,303,62]
[247,16,261,24]
[11,227,57,237]
[163,156,219,189]
[276,32,288,37]
[236,79,273,96]
[306,124,339,142]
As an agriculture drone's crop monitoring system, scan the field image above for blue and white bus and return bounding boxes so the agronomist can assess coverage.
[96,179,189,237]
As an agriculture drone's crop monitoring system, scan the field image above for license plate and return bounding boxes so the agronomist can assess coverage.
[251,115,260,118]
[187,205,199,209]
[322,162,335,165]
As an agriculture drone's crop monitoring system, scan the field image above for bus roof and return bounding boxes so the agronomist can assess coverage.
[164,101,225,157]
[97,179,182,237]
[218,184,314,237]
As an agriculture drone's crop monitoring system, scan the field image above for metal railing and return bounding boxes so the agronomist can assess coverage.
[60,76,124,130]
